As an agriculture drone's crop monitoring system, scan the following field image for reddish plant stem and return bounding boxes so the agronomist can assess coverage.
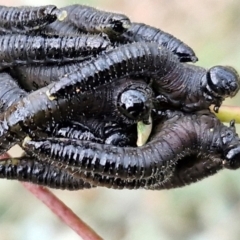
[0,152,102,240]
[22,183,103,240]
[0,152,12,160]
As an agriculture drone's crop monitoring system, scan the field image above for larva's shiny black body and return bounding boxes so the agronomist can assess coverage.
[61,4,131,37]
[0,34,110,70]
[0,3,239,191]
[48,42,239,112]
[0,5,63,34]
[0,73,152,153]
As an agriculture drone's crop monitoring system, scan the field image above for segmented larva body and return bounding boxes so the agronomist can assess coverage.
[0,5,66,34]
[0,157,163,190]
[62,4,131,37]
[0,158,93,190]
[48,41,240,113]
[23,111,239,182]
[121,22,198,63]
[48,42,178,97]
[0,34,110,69]
[0,73,27,112]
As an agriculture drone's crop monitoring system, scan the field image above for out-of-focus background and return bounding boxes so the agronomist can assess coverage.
[1,1,240,240]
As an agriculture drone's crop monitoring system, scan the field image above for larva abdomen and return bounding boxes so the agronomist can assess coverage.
[0,5,66,34]
[121,22,198,63]
[0,34,110,69]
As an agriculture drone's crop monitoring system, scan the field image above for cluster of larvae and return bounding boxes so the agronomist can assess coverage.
[0,4,239,190]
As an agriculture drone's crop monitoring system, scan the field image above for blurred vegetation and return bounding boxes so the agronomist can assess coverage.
[0,1,240,240]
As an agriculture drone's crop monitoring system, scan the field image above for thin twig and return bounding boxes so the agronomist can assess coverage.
[0,152,102,240]
[210,105,240,123]
[22,183,103,240]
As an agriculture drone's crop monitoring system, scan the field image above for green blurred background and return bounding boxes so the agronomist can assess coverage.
[1,1,240,240]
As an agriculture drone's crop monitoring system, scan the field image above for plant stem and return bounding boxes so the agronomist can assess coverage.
[22,182,103,240]
[210,105,240,124]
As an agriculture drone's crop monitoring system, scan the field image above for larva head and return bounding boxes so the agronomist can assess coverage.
[104,14,131,36]
[173,43,198,63]
[42,5,66,22]
[117,82,153,124]
[219,120,240,170]
[206,66,240,98]
[43,5,58,15]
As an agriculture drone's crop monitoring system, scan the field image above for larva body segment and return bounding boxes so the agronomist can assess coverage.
[0,5,64,34]
[0,158,93,190]
[63,4,131,37]
[121,22,198,63]
[0,34,110,69]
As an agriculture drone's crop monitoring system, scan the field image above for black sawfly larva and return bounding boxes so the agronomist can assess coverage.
[121,22,198,63]
[0,33,110,69]
[62,4,131,37]
[47,42,177,98]
[48,41,239,113]
[22,110,240,181]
